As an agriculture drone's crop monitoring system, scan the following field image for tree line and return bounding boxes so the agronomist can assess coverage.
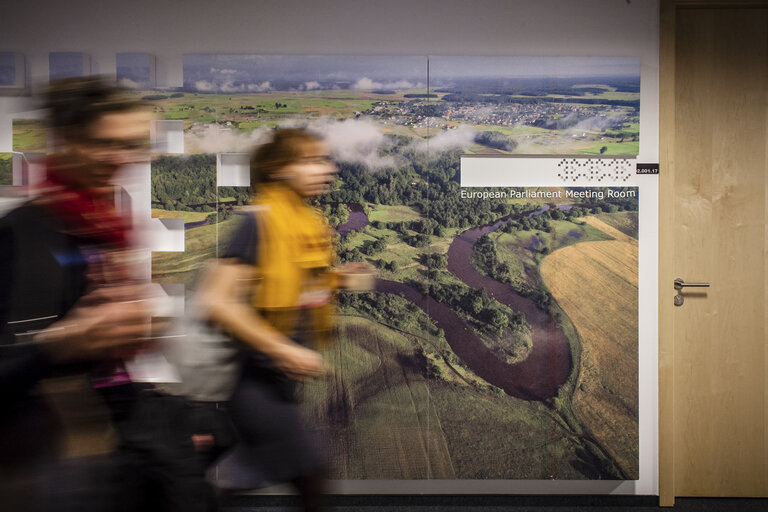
[152,154,250,211]
[404,278,528,339]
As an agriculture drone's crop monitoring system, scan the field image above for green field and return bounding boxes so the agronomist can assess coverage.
[151,214,242,291]
[481,211,636,295]
[301,313,454,478]
[12,119,47,153]
[465,123,556,137]
[488,218,614,292]
[367,204,422,223]
[595,210,639,238]
[151,208,210,223]
[577,140,640,155]
[428,380,589,479]
[302,314,591,479]
[341,229,379,251]
[605,122,640,136]
[0,153,12,185]
[141,90,384,127]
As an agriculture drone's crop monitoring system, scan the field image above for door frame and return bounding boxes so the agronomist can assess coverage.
[658,0,768,506]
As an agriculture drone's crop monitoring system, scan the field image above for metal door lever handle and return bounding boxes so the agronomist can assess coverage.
[674,278,710,290]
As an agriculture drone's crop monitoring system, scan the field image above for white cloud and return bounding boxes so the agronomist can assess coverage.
[247,81,272,92]
[352,77,379,90]
[304,81,321,91]
[569,114,625,133]
[117,77,141,89]
[186,117,395,169]
[192,80,271,93]
[220,81,242,93]
[282,117,395,170]
[415,124,477,154]
[352,77,418,91]
[185,124,272,154]
[194,80,215,92]
[384,79,417,90]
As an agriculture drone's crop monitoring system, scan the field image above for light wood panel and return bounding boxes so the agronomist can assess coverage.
[659,0,768,505]
[658,2,677,504]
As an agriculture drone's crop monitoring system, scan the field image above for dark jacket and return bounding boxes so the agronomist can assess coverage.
[0,202,90,466]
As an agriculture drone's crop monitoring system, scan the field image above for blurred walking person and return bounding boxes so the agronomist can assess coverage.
[0,77,154,512]
[199,128,370,512]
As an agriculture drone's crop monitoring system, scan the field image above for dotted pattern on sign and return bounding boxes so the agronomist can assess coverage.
[556,158,633,183]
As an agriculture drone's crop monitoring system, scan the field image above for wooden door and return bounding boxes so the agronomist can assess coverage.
[659,0,768,506]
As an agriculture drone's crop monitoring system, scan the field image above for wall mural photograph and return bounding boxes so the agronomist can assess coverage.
[0,152,11,186]
[142,54,640,480]
[0,52,17,87]
[116,52,155,90]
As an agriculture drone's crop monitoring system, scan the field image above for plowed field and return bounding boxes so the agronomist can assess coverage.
[540,235,639,478]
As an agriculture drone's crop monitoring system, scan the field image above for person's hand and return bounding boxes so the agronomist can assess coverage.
[36,285,157,363]
[334,262,375,290]
[74,282,154,307]
[270,343,327,380]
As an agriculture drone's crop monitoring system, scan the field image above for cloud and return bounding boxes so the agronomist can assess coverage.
[508,131,586,155]
[385,79,418,90]
[220,81,242,93]
[304,81,321,90]
[185,116,395,169]
[416,124,477,153]
[194,80,216,92]
[185,124,272,154]
[247,81,272,92]
[569,114,626,133]
[117,77,141,89]
[280,117,396,170]
[351,77,418,91]
[192,80,271,93]
[352,77,378,90]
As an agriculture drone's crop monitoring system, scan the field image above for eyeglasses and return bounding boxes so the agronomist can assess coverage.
[85,137,150,153]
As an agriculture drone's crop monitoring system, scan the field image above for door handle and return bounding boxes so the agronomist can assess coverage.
[674,278,710,290]
[674,278,710,306]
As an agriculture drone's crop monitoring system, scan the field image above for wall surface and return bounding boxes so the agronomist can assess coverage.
[0,0,660,495]
[0,0,659,158]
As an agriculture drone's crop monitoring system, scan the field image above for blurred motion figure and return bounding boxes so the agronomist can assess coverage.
[200,128,370,511]
[0,77,154,512]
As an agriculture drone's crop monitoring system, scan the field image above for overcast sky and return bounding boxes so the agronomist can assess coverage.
[183,54,639,91]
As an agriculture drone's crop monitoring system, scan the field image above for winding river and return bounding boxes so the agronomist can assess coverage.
[375,206,572,401]
[336,204,369,237]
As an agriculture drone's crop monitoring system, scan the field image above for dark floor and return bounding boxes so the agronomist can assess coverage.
[225,495,768,511]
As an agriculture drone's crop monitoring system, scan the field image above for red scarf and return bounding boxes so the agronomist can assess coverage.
[34,157,129,249]
[36,158,137,385]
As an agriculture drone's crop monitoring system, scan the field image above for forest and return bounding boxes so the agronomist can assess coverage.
[151,154,250,211]
[0,154,11,185]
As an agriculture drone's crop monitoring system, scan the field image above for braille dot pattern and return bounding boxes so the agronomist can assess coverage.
[556,158,633,183]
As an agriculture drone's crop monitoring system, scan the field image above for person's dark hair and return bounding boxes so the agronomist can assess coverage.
[45,76,140,140]
[250,128,323,188]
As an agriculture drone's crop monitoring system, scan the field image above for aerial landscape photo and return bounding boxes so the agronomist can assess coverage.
[0,153,11,186]
[147,54,640,480]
